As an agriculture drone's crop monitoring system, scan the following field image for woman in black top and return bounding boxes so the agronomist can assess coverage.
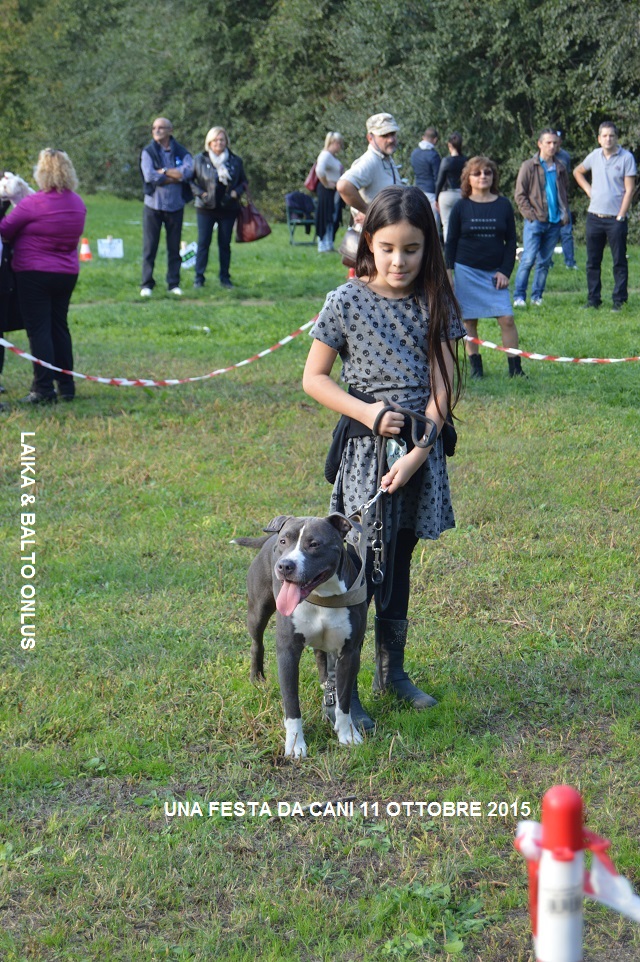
[435,133,467,242]
[445,156,524,378]
[191,127,247,289]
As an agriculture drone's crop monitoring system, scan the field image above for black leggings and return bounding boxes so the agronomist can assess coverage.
[366,528,419,620]
[16,270,77,397]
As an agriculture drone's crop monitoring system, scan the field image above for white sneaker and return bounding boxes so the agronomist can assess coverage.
[531,297,543,306]
[513,297,526,308]
[140,287,152,297]
[169,287,183,296]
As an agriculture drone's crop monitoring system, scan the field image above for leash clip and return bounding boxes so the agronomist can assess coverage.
[323,685,336,708]
[361,485,388,515]
[371,518,385,584]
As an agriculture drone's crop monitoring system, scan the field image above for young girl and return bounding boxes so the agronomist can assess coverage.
[302,185,465,731]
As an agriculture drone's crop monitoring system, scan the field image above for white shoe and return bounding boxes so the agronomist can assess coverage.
[531,297,543,306]
[169,287,183,296]
[140,287,152,297]
[513,297,526,308]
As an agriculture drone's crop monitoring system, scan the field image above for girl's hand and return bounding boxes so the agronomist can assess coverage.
[369,401,404,437]
[493,271,509,290]
[380,449,426,493]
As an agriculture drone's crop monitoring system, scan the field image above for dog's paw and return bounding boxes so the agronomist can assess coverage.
[334,709,364,746]
[284,717,307,758]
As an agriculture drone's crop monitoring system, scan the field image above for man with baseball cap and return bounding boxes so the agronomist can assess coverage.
[337,112,401,215]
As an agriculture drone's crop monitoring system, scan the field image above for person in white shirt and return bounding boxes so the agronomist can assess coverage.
[574,121,637,311]
[315,132,344,252]
[337,113,401,220]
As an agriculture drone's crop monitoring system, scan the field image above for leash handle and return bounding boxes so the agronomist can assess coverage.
[414,416,438,449]
[372,401,439,450]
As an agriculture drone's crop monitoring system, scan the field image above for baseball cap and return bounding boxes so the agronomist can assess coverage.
[366,113,399,136]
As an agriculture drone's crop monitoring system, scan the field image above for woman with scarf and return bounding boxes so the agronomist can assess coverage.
[191,127,247,289]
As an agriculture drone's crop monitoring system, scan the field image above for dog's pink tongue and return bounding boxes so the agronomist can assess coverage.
[276,580,303,616]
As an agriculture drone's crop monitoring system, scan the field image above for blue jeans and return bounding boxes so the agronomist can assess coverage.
[195,210,236,284]
[514,219,562,301]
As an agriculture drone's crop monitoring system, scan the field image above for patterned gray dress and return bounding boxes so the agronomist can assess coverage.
[311,280,465,544]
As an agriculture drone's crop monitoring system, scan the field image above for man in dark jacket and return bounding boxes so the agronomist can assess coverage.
[139,118,193,297]
[513,129,569,307]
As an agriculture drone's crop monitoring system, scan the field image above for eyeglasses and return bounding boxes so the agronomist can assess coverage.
[470,169,493,176]
[153,125,171,131]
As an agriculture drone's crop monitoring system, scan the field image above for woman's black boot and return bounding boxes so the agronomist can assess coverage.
[469,353,484,378]
[373,617,437,708]
[508,355,526,377]
[321,653,375,733]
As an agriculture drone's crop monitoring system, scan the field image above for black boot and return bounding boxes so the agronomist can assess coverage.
[322,653,375,733]
[373,617,437,708]
[469,353,484,378]
[507,355,526,378]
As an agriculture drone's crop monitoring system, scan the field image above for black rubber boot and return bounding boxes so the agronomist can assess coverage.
[508,355,526,378]
[372,617,437,708]
[322,654,375,733]
[469,353,484,379]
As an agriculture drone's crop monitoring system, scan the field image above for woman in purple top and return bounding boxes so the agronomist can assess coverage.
[0,149,86,403]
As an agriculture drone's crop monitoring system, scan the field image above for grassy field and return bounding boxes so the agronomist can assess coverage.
[1,194,639,961]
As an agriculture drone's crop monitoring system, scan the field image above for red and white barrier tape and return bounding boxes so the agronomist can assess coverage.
[1,324,638,388]
[464,336,640,363]
[0,319,316,387]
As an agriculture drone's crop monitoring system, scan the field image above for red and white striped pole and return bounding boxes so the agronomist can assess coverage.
[535,785,585,961]
[516,785,640,960]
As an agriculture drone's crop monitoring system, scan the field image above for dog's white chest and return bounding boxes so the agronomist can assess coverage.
[291,575,353,654]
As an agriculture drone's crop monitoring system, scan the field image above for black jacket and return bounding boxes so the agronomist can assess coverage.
[0,199,24,333]
[191,150,246,211]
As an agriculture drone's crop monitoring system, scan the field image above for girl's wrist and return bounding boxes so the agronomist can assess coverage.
[409,445,430,466]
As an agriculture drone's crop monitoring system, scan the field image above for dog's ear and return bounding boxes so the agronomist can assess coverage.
[263,515,292,533]
[347,512,363,536]
[326,512,362,540]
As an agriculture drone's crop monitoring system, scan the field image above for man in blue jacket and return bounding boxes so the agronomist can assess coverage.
[140,118,193,297]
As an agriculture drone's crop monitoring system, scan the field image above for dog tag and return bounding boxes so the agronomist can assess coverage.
[386,438,407,468]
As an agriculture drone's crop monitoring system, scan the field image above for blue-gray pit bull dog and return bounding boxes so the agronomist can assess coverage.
[233,513,367,758]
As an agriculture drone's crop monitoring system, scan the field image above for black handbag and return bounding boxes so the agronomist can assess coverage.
[324,415,350,483]
[441,417,457,457]
[324,387,376,483]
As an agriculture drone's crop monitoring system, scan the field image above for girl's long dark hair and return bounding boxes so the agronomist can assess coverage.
[355,185,463,417]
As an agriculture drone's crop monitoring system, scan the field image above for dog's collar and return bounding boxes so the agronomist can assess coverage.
[306,557,367,608]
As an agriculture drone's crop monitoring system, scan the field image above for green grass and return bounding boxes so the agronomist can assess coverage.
[1,194,639,961]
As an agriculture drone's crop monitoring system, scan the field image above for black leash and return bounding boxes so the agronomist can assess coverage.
[366,402,438,610]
